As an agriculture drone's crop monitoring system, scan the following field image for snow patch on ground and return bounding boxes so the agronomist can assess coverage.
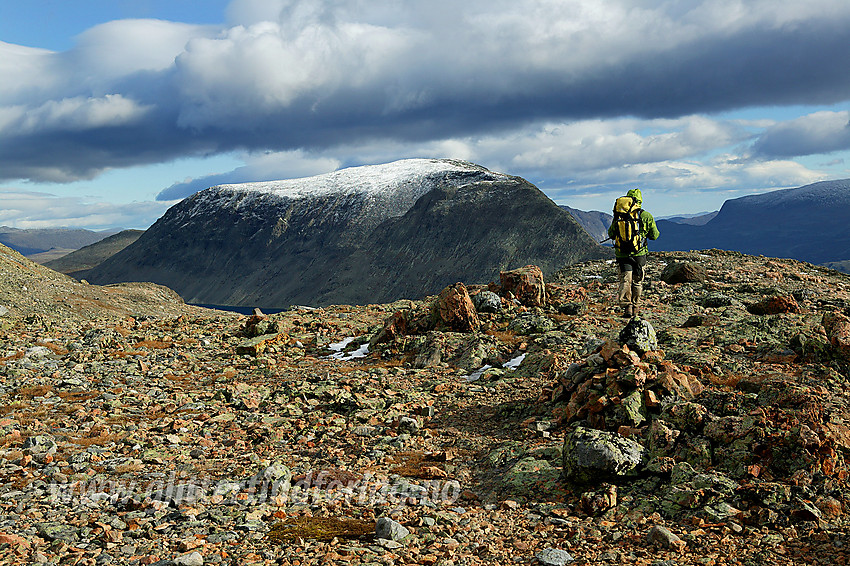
[326,337,370,361]
[464,353,526,382]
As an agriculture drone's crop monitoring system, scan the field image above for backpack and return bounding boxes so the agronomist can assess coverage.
[612,196,645,254]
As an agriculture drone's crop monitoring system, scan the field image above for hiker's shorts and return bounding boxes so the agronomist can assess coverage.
[616,255,646,283]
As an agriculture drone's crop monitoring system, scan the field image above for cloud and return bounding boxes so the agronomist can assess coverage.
[753,111,850,157]
[2,0,850,185]
[0,188,170,229]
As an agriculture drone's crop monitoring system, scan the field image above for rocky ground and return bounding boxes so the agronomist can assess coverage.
[0,248,849,565]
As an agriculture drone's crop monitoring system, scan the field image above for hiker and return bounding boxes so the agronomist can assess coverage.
[608,188,660,317]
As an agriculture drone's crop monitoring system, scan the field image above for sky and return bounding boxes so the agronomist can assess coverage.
[1,0,850,230]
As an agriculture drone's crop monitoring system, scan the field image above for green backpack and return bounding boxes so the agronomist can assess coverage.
[613,196,645,254]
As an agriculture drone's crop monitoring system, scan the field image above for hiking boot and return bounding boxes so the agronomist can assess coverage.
[622,305,633,318]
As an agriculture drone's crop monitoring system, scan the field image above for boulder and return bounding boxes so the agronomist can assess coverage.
[432,283,480,332]
[618,317,658,354]
[562,427,645,484]
[822,311,850,357]
[472,290,502,313]
[376,517,410,542]
[500,265,547,307]
[535,547,575,565]
[508,313,557,335]
[660,262,706,284]
[746,295,800,315]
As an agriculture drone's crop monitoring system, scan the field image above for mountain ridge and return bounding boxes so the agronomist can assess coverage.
[86,159,607,308]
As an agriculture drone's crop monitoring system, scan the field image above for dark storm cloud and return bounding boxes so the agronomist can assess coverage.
[2,0,850,189]
[752,111,850,157]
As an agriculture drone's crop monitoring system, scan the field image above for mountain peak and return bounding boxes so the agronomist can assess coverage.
[205,158,504,202]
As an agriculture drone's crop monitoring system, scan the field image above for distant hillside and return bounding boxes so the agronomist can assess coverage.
[660,211,718,225]
[822,260,850,275]
[44,229,144,278]
[0,226,119,256]
[651,179,850,265]
[28,248,78,264]
[560,206,612,242]
[86,159,608,308]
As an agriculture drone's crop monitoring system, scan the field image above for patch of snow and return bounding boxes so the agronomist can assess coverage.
[465,353,526,381]
[328,337,356,354]
[504,353,526,369]
[464,365,492,382]
[326,336,369,360]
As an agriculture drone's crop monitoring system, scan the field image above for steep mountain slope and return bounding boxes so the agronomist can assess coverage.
[86,159,607,308]
[652,179,850,264]
[44,229,144,278]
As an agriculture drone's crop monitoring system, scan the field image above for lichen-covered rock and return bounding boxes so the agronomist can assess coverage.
[562,427,646,484]
[618,317,657,354]
[500,265,547,307]
[508,313,557,335]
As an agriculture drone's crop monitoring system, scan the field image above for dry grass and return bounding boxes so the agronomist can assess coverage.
[35,341,68,355]
[132,340,173,350]
[485,329,523,347]
[388,451,449,479]
[267,516,374,542]
[67,433,125,447]
[13,385,53,399]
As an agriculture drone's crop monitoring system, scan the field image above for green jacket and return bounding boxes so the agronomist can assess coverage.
[607,188,660,258]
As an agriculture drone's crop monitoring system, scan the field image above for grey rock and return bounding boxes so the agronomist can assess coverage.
[375,517,410,542]
[174,551,204,566]
[508,313,557,335]
[618,317,657,354]
[23,435,57,461]
[562,427,645,484]
[472,291,502,313]
[535,547,575,565]
[646,525,685,549]
[36,522,80,543]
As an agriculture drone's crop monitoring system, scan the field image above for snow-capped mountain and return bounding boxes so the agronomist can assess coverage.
[85,159,606,308]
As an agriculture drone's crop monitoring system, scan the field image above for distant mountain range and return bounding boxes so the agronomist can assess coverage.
[649,179,850,265]
[85,159,607,308]
[0,226,119,257]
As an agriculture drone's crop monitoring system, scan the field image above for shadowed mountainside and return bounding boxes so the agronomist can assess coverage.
[44,229,144,278]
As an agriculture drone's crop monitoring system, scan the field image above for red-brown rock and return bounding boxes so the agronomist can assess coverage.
[499,265,547,307]
[746,295,800,315]
[822,311,850,356]
[433,282,480,332]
